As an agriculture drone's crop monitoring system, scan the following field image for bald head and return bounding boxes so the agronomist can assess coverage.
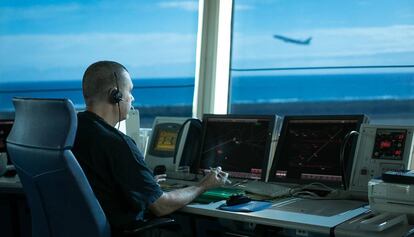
[82,61,129,106]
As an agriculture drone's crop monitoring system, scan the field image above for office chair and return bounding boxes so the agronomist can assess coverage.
[6,98,174,237]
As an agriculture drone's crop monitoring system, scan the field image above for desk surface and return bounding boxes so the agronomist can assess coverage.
[183,198,369,235]
[163,178,369,234]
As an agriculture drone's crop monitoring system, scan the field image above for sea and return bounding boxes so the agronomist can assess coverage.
[1,72,413,126]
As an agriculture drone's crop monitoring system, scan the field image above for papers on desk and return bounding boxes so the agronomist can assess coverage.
[218,201,272,212]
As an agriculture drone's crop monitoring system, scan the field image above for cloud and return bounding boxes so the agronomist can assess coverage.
[0,4,81,21]
[234,4,254,11]
[158,1,198,11]
[0,33,197,79]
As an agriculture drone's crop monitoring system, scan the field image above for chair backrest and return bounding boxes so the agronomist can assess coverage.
[6,98,111,237]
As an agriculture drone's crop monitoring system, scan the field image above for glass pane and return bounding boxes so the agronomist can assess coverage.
[0,0,199,127]
[230,0,414,124]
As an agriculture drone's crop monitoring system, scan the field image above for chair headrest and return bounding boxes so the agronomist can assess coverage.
[7,98,77,150]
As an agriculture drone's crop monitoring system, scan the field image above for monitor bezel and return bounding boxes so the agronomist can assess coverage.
[197,114,277,181]
[268,114,368,188]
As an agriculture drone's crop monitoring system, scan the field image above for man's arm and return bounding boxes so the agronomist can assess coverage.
[149,169,225,216]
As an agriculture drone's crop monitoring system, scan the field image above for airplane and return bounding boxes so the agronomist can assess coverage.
[273,34,312,45]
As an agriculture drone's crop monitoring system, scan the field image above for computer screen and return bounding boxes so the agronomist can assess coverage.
[0,120,13,153]
[145,117,189,171]
[268,115,367,188]
[198,114,276,180]
[148,123,181,157]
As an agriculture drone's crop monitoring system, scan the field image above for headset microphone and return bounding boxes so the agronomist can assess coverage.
[117,96,135,112]
[118,98,134,111]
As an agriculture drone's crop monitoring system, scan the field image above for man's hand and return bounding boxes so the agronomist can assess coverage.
[154,174,167,184]
[149,167,230,217]
[198,166,228,190]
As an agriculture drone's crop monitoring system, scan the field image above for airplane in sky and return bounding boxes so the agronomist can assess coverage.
[273,35,312,45]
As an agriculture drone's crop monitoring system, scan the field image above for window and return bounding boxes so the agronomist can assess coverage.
[0,0,199,127]
[230,0,414,124]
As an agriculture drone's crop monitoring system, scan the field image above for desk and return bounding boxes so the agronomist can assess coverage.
[162,179,368,236]
[166,178,412,237]
[1,176,411,237]
[183,198,368,236]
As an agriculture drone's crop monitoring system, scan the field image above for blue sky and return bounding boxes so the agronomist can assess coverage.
[0,0,199,81]
[0,0,413,81]
[0,0,198,34]
[232,0,414,70]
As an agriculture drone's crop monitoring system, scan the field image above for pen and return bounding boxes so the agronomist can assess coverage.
[210,167,232,184]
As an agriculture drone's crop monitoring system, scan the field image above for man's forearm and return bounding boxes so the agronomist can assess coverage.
[149,185,206,216]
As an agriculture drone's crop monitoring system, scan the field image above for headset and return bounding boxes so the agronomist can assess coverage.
[110,72,124,130]
[109,72,123,104]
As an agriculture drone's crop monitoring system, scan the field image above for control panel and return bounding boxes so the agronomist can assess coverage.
[349,124,414,194]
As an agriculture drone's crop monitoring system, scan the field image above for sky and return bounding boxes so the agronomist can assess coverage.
[0,0,413,82]
[232,0,414,70]
[0,0,199,81]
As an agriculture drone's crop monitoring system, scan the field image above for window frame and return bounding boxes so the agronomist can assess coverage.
[193,0,233,118]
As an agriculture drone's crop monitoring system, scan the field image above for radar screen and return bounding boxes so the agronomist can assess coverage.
[269,115,367,188]
[198,115,275,180]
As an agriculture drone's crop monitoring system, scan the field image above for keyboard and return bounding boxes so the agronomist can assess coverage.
[238,181,291,198]
[166,171,197,181]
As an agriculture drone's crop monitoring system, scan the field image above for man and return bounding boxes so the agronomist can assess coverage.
[72,61,226,233]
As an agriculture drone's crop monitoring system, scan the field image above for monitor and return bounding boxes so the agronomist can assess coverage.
[268,115,368,189]
[197,114,277,180]
[145,117,189,171]
[0,120,14,153]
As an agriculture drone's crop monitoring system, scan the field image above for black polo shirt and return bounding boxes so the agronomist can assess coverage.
[72,111,163,228]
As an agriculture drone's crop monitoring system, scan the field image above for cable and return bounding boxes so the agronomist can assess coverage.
[117,103,121,130]
[113,72,122,130]
[284,182,335,199]
[292,191,320,198]
[302,182,336,192]
[288,183,347,200]
[339,130,360,190]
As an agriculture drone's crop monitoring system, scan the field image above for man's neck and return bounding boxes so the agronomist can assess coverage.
[86,104,118,127]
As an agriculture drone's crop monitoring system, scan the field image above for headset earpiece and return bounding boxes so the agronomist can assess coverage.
[109,87,123,104]
[109,71,123,104]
